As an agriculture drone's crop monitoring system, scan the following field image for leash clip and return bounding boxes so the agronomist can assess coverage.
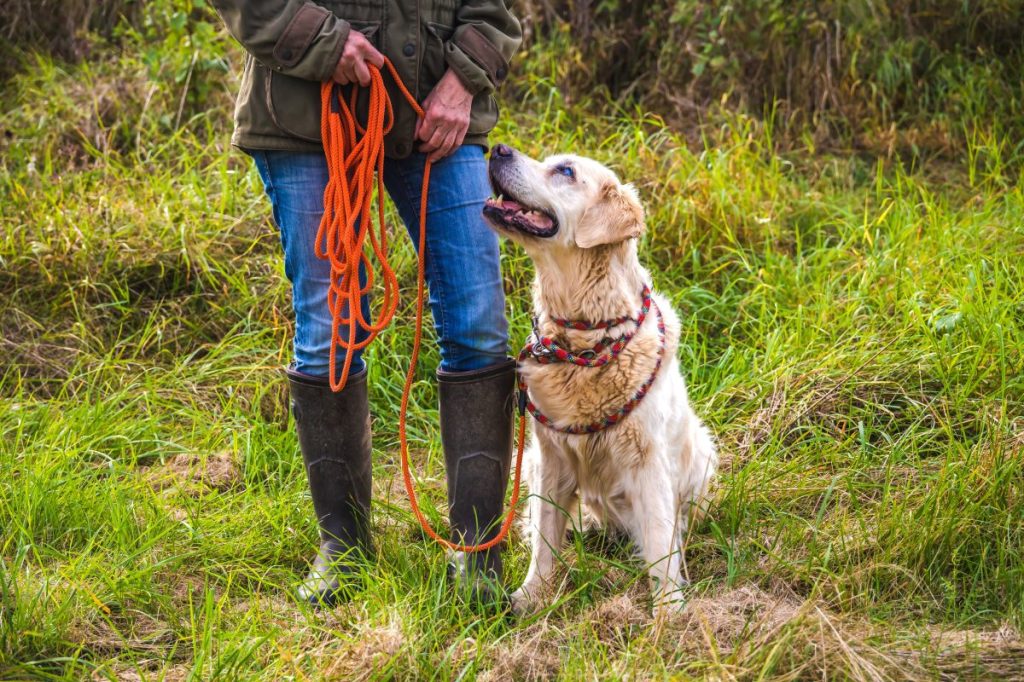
[527,329,554,359]
[531,340,554,359]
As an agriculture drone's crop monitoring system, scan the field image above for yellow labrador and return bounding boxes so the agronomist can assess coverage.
[483,144,717,615]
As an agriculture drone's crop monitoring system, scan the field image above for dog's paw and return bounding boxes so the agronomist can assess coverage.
[651,578,690,618]
[652,595,688,619]
[509,585,543,616]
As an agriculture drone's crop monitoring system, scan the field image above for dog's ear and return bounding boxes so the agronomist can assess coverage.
[574,181,646,248]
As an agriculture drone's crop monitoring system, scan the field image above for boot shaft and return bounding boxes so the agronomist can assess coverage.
[437,359,517,547]
[287,367,373,551]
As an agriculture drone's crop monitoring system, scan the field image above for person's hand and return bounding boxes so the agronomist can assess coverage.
[332,30,385,86]
[415,69,473,162]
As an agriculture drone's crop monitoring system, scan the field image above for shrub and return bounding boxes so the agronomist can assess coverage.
[0,0,139,74]
[517,0,1024,151]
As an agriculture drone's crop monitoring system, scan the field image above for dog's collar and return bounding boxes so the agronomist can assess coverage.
[549,284,652,331]
[517,284,667,435]
[526,284,652,368]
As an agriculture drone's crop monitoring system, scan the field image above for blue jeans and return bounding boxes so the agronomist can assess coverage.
[248,145,509,378]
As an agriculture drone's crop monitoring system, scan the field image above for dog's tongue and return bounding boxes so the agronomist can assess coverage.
[485,196,554,232]
[523,210,554,230]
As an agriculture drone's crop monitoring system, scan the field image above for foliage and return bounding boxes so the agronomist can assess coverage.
[0,0,136,79]
[517,0,1024,153]
[117,0,230,116]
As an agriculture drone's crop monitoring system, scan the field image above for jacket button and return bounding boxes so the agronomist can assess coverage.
[403,43,415,57]
[281,49,294,61]
[496,66,507,80]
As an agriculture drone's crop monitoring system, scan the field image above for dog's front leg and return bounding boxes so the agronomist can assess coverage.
[628,466,688,616]
[511,436,577,615]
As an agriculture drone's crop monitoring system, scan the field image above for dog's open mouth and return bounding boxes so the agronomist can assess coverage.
[483,178,558,238]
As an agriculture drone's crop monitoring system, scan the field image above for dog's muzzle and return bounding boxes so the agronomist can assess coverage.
[483,145,559,238]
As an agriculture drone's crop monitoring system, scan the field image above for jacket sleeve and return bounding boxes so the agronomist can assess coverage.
[210,0,350,81]
[445,1,523,95]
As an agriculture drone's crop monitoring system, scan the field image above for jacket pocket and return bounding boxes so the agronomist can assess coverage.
[424,22,454,83]
[467,94,499,137]
[267,22,380,142]
[350,21,381,46]
[266,70,322,142]
[426,22,455,42]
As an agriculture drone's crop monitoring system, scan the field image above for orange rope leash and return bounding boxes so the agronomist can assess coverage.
[317,61,525,553]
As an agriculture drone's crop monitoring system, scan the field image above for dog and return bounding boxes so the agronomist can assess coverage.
[482,144,718,615]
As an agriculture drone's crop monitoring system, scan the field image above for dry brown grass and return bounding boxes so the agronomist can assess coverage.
[149,451,242,494]
[479,619,562,682]
[90,662,189,682]
[469,582,1024,680]
[320,620,406,681]
[68,613,174,659]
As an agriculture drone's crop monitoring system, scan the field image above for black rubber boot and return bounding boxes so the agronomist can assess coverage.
[287,367,373,607]
[437,358,517,604]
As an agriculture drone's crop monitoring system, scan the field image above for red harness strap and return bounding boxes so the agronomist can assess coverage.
[516,286,667,434]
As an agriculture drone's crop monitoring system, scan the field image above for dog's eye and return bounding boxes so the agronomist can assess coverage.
[555,164,575,179]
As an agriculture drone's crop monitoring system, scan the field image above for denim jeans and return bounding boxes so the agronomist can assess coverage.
[248,145,509,378]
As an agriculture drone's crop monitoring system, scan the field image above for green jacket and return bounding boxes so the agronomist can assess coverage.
[212,0,522,158]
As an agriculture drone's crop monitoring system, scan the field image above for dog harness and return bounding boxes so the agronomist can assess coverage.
[517,284,668,434]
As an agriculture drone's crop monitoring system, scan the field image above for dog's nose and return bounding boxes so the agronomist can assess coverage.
[492,143,514,158]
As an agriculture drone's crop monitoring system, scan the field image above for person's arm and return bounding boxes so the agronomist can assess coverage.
[210,0,350,81]
[417,1,522,160]
[444,0,523,96]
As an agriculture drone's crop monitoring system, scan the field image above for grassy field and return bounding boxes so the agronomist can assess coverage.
[2,8,1024,681]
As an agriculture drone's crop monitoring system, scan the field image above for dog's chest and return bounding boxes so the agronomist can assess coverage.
[542,423,650,527]
[520,325,662,430]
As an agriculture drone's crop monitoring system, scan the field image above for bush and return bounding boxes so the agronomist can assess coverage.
[0,0,223,89]
[0,0,139,74]
[517,0,1024,151]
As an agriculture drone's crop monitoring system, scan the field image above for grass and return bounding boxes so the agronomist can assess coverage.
[2,12,1024,681]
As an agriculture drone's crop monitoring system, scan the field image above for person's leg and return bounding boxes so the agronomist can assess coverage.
[383,146,515,602]
[249,150,369,379]
[382,145,509,372]
[248,149,373,607]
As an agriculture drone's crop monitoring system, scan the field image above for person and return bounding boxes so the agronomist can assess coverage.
[210,0,522,606]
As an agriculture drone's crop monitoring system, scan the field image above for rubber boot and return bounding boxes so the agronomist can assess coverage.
[437,359,517,604]
[287,367,373,607]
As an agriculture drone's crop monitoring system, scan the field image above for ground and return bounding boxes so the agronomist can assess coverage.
[1,12,1023,681]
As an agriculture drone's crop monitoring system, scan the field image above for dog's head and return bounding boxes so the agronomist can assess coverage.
[483,145,645,252]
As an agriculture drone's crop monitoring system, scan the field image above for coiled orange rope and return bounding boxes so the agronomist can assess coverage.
[317,61,525,553]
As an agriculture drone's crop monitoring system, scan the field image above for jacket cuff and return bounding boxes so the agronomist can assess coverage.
[271,2,350,81]
[316,19,349,81]
[444,26,510,95]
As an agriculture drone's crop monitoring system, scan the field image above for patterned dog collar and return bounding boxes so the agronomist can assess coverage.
[517,285,667,434]
[527,284,652,368]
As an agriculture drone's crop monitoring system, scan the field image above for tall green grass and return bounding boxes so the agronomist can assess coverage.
[2,7,1023,681]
